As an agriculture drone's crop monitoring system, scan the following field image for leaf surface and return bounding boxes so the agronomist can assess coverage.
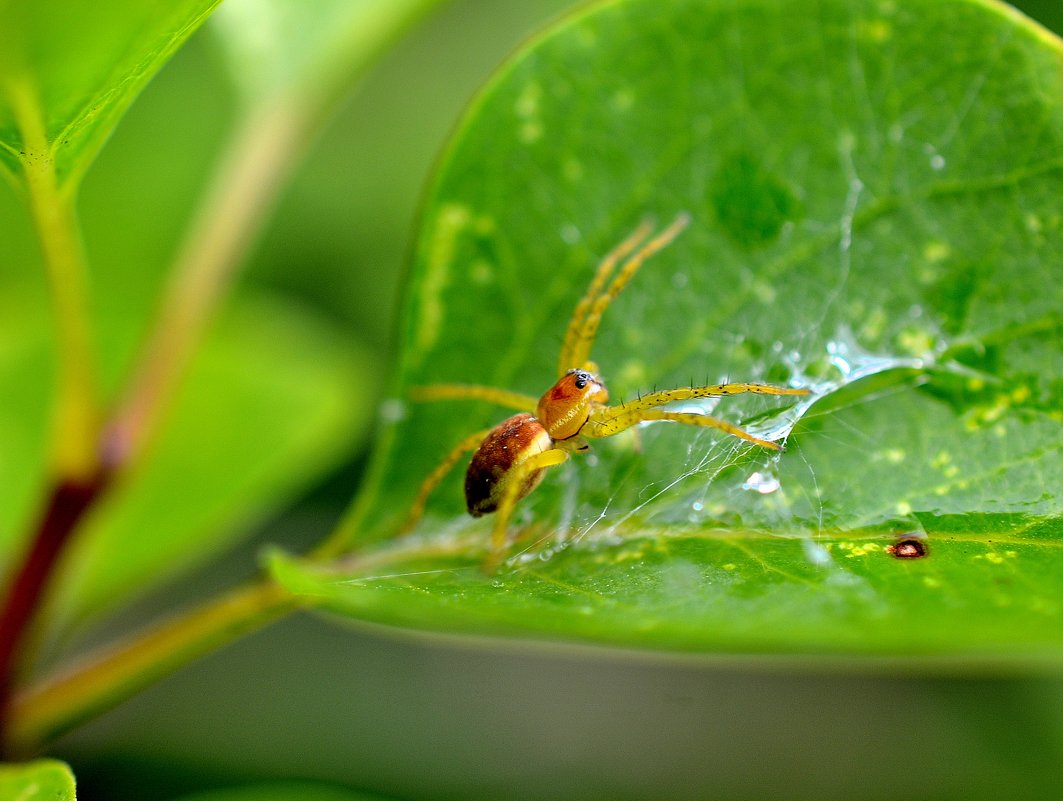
[0,0,220,189]
[275,0,1063,660]
[0,759,76,801]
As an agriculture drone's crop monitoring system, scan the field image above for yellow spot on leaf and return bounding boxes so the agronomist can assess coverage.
[617,359,647,388]
[846,543,881,557]
[469,260,494,286]
[931,450,951,469]
[515,82,542,118]
[415,204,471,356]
[1030,597,1058,614]
[859,307,887,340]
[859,18,891,42]
[563,158,584,182]
[520,121,543,143]
[923,240,950,262]
[751,280,776,304]
[897,328,935,356]
[884,448,905,464]
[612,88,634,110]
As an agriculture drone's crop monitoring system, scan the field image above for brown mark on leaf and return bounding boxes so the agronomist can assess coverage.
[886,538,929,559]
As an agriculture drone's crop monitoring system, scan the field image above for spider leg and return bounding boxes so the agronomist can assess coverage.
[586,408,783,450]
[558,218,655,374]
[409,384,538,412]
[484,447,570,571]
[401,427,495,534]
[565,213,690,372]
[598,382,809,419]
[587,383,806,450]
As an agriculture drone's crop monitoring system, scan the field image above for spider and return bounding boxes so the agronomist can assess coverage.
[403,213,808,568]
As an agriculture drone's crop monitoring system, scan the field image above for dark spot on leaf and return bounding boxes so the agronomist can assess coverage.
[922,259,988,335]
[886,538,928,559]
[710,152,799,248]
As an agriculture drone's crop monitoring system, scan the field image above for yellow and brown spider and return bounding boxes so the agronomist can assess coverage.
[404,213,808,567]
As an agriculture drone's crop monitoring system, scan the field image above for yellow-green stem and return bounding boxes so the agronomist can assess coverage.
[5,580,298,756]
[6,77,99,480]
[105,95,307,468]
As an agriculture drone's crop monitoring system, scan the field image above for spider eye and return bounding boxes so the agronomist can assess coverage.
[572,370,591,389]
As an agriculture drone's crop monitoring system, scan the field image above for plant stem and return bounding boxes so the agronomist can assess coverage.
[0,475,109,746]
[0,76,108,745]
[103,96,306,469]
[5,76,100,480]
[4,580,297,757]
[1,92,309,757]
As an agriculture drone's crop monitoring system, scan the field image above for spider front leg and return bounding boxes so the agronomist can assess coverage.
[561,214,691,373]
[587,382,810,450]
[485,447,570,571]
[589,408,782,449]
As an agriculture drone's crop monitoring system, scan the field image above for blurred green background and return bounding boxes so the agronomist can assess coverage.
[2,0,1062,798]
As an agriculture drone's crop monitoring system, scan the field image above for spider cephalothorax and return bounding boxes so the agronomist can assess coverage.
[536,368,608,440]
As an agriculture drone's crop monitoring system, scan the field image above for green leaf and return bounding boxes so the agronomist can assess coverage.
[286,0,1063,659]
[211,0,442,105]
[0,0,221,191]
[1,293,375,629]
[0,759,76,801]
[174,782,401,801]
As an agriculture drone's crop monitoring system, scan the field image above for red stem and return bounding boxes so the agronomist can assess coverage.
[0,471,109,748]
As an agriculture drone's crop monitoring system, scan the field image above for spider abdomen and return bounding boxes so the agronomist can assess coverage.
[465,413,552,517]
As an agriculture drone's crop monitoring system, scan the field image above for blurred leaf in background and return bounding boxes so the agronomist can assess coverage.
[174,782,401,801]
[0,0,220,188]
[0,759,76,801]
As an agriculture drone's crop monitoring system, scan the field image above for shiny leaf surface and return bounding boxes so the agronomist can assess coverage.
[279,0,1063,660]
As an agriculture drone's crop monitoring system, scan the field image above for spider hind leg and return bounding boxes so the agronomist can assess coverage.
[484,447,570,572]
[400,427,495,534]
